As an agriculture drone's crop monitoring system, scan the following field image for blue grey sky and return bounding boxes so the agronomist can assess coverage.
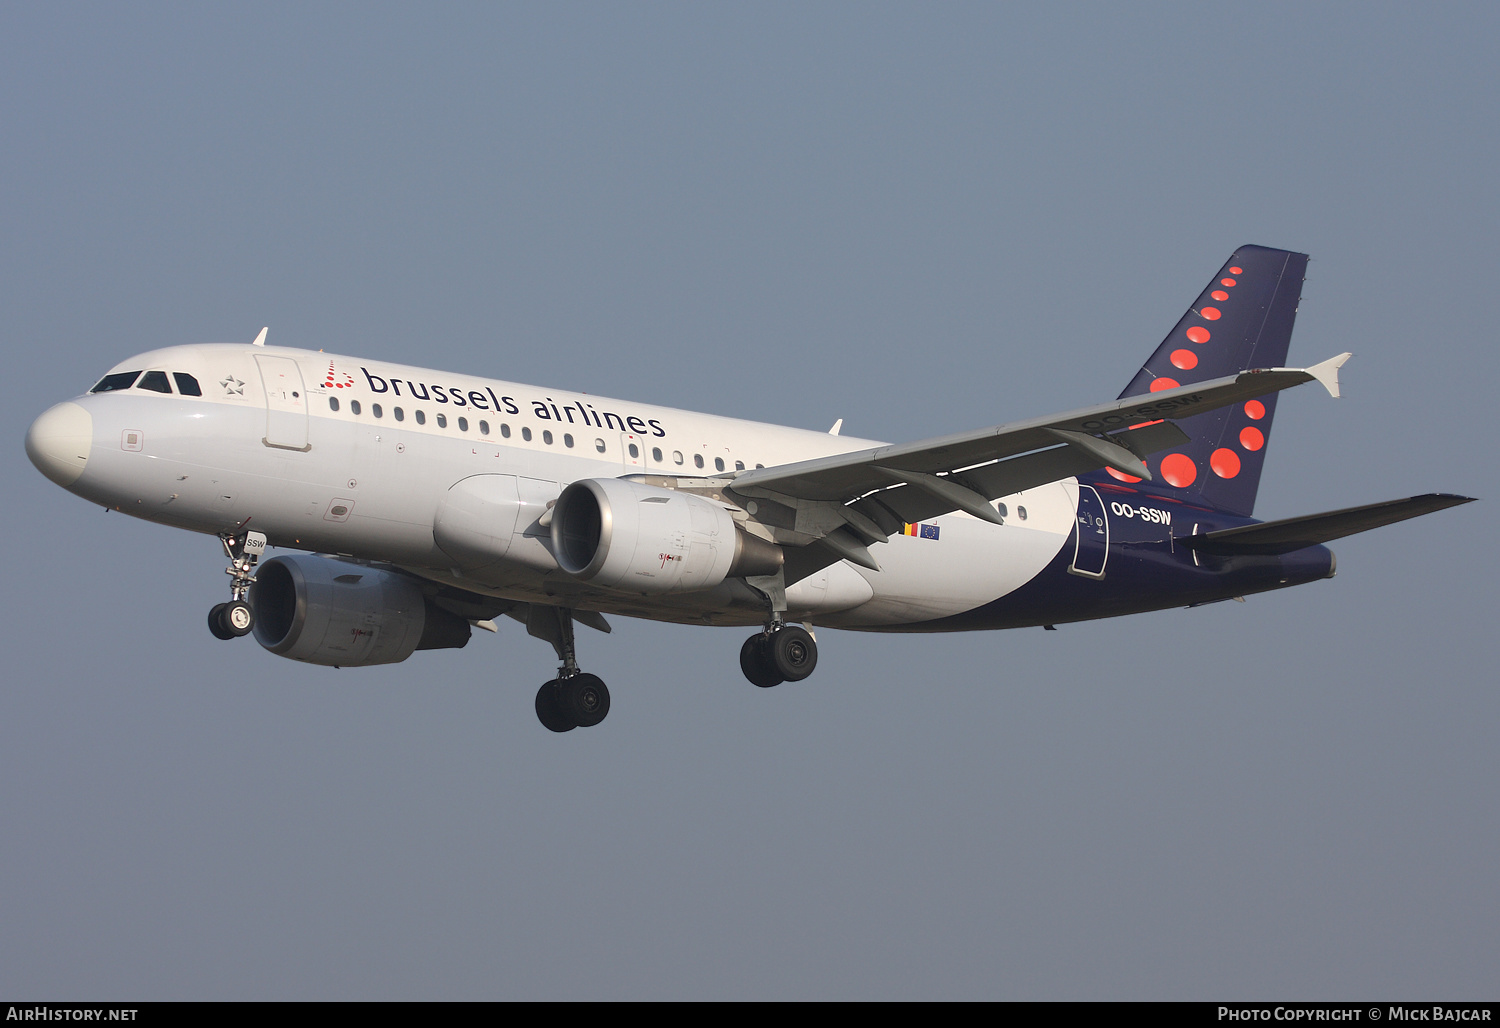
[2,3,1495,999]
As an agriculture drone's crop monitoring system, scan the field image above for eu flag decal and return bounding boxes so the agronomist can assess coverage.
[902,522,941,540]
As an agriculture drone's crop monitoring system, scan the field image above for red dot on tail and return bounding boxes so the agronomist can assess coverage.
[1229,266,1243,275]
[1245,400,1266,419]
[1107,467,1142,483]
[1240,426,1264,451]
[1211,448,1241,478]
[1201,307,1221,320]
[1170,349,1198,370]
[1150,377,1180,392]
[1211,290,1229,301]
[1220,278,1236,287]
[1186,326,1211,344]
[1160,453,1197,488]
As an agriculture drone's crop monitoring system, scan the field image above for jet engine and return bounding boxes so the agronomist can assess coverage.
[551,478,782,594]
[250,554,472,666]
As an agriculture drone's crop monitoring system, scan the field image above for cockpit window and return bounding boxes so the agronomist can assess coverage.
[92,371,142,393]
[138,371,171,393]
[173,373,202,396]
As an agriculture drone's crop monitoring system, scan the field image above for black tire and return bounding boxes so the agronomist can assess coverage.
[222,599,255,637]
[770,625,818,682]
[560,673,610,728]
[207,603,234,640]
[535,681,576,733]
[740,634,784,688]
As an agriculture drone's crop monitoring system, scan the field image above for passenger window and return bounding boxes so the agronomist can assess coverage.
[91,371,141,393]
[693,454,704,469]
[138,371,171,393]
[373,404,383,418]
[735,460,744,471]
[564,433,574,448]
[714,457,725,472]
[173,373,203,396]
[594,438,605,453]
[415,410,425,425]
[522,427,532,441]
[1017,506,1028,520]
[329,397,340,412]
[351,400,362,415]
[394,407,405,422]
[755,463,764,469]
[543,430,554,445]
[480,420,490,435]
[628,443,639,458]
[437,413,447,428]
[501,423,511,438]
[996,503,1008,518]
[652,447,662,462]
[673,451,684,465]
[458,417,468,432]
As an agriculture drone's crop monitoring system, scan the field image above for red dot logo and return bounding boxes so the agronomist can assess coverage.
[1244,400,1266,419]
[1201,307,1222,321]
[1150,377,1180,392]
[1229,266,1243,275]
[1211,290,1229,301]
[1107,467,1142,483]
[323,363,354,390]
[1220,278,1236,288]
[1186,326,1211,344]
[1160,453,1197,488]
[1210,448,1241,478]
[1240,426,1264,450]
[1170,349,1198,370]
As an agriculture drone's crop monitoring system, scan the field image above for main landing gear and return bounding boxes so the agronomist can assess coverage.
[527,605,611,733]
[739,623,818,688]
[739,569,819,689]
[208,528,266,641]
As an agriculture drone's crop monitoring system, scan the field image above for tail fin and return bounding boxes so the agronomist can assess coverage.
[1112,244,1308,516]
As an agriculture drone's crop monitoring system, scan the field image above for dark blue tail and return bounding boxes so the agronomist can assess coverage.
[1111,244,1308,517]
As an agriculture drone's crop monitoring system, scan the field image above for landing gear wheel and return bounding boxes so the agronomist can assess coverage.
[221,600,255,637]
[535,681,576,733]
[207,603,234,641]
[740,634,784,688]
[559,673,610,728]
[770,625,817,682]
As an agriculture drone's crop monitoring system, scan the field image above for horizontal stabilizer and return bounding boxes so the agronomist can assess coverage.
[1182,494,1476,555]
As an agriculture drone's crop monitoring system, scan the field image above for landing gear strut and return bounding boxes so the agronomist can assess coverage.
[208,529,266,640]
[740,568,819,688]
[527,605,611,733]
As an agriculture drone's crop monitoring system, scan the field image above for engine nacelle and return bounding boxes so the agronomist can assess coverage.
[551,478,782,594]
[250,554,471,667]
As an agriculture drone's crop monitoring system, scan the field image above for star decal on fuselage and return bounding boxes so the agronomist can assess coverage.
[220,375,245,395]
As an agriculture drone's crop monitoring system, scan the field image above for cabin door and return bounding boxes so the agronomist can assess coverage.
[1069,484,1110,579]
[255,355,310,451]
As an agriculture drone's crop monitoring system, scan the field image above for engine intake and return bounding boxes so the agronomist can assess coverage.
[551,478,781,594]
[250,554,471,667]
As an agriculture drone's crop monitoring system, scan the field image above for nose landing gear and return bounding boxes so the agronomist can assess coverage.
[208,529,266,641]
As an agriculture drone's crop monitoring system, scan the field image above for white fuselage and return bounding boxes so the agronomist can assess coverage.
[41,343,1078,628]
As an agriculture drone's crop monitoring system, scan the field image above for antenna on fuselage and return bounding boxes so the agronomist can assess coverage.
[251,327,268,346]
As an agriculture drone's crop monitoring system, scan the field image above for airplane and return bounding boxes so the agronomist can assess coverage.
[24,245,1474,733]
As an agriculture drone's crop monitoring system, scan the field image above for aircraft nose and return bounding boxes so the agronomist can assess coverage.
[25,401,93,487]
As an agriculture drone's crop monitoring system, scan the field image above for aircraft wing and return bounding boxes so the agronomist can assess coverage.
[726,355,1350,565]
